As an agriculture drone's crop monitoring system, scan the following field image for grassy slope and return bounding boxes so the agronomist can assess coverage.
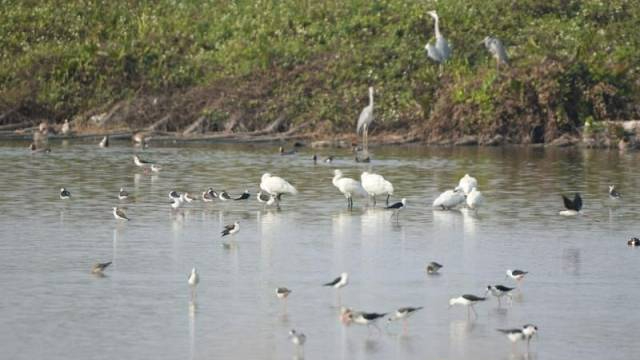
[1,0,639,142]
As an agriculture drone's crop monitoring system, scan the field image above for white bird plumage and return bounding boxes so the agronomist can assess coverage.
[332,169,366,209]
[466,187,484,209]
[360,171,394,206]
[356,87,374,153]
[433,189,465,210]
[260,173,298,204]
[455,174,478,195]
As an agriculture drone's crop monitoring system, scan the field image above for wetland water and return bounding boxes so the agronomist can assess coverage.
[1,141,639,360]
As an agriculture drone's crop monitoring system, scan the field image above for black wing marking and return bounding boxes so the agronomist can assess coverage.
[573,193,582,211]
[385,202,403,209]
[398,306,423,314]
[562,195,575,210]
[512,270,528,276]
[495,285,515,292]
[234,193,250,200]
[462,294,486,302]
[362,312,387,320]
[497,328,522,335]
[323,276,340,286]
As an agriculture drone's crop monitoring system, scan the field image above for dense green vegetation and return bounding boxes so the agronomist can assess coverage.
[1,0,639,142]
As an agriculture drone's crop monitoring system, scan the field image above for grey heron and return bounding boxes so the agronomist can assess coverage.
[356,86,374,154]
[425,11,451,66]
[483,36,509,70]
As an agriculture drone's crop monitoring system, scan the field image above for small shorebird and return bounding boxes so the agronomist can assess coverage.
[234,190,250,200]
[171,195,185,209]
[113,207,130,221]
[60,188,71,199]
[91,261,112,275]
[221,221,240,237]
[449,294,486,318]
[560,193,582,216]
[497,324,538,349]
[279,146,296,155]
[133,155,154,168]
[506,269,528,283]
[350,311,388,333]
[388,306,423,333]
[276,287,292,299]
[628,237,639,247]
[288,329,306,355]
[169,190,181,200]
[323,272,348,290]
[118,188,129,200]
[486,285,515,306]
[202,188,217,202]
[385,198,406,221]
[426,261,443,274]
[218,191,231,201]
[609,185,621,199]
[188,267,199,301]
[98,136,109,148]
[257,191,276,207]
[433,189,465,210]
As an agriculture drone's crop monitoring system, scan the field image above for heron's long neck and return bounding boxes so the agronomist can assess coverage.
[433,17,441,39]
[369,91,374,108]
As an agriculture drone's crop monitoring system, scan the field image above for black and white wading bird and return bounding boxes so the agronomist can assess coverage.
[609,185,621,199]
[202,188,217,202]
[188,267,199,301]
[449,294,486,318]
[91,261,112,275]
[218,191,231,201]
[221,221,240,237]
[60,187,71,199]
[257,191,276,207]
[234,190,250,200]
[288,329,306,354]
[387,306,423,333]
[98,135,109,148]
[506,269,528,284]
[385,198,406,221]
[133,155,154,169]
[112,207,129,221]
[356,87,374,155]
[486,285,515,306]
[118,188,129,200]
[169,190,181,200]
[560,193,582,216]
[360,171,394,206]
[497,324,538,349]
[324,156,334,163]
[276,287,292,310]
[332,170,366,209]
[426,261,443,274]
[279,146,296,155]
[183,193,195,203]
[349,311,388,333]
[170,194,185,209]
[628,237,639,247]
[323,272,349,302]
[483,36,509,70]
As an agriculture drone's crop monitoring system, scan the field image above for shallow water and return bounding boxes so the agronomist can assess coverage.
[1,140,639,360]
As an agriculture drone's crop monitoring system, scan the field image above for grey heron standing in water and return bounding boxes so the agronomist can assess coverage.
[483,36,509,70]
[356,86,374,155]
[425,10,451,71]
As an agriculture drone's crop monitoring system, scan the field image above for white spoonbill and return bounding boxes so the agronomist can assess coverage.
[466,187,484,209]
[332,169,366,209]
[455,174,478,195]
[260,173,298,203]
[360,171,394,206]
[433,189,465,210]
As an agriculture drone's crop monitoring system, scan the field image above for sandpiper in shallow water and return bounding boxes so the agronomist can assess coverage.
[112,207,129,221]
[221,221,240,237]
[426,261,443,274]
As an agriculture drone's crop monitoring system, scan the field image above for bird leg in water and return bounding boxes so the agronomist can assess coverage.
[386,194,390,206]
[372,195,376,207]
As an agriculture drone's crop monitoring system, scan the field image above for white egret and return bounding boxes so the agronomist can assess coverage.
[360,171,394,206]
[332,169,366,209]
[356,87,374,154]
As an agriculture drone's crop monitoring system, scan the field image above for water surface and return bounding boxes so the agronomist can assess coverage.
[1,141,638,360]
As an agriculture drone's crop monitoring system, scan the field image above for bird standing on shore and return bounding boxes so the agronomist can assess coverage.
[356,87,375,155]
[425,11,451,67]
[483,36,509,70]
